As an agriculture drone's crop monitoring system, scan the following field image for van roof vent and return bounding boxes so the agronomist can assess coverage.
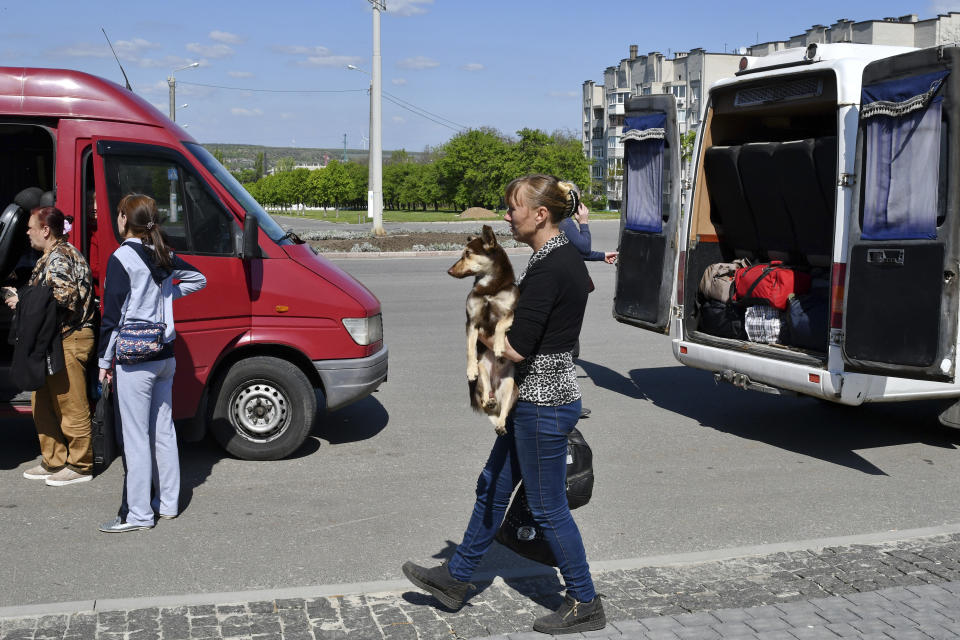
[734,78,823,107]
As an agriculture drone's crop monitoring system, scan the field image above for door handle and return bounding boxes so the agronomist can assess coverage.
[866,249,904,265]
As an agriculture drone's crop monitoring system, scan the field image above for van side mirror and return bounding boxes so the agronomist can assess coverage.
[240,214,260,260]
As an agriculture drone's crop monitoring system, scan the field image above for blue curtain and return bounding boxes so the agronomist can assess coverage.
[624,113,666,233]
[861,70,948,240]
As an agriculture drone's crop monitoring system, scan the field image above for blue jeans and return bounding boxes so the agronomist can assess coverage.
[447,399,596,602]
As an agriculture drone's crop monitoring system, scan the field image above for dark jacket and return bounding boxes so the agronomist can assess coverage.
[9,284,65,391]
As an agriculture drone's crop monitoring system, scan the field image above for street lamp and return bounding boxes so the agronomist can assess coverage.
[168,62,199,122]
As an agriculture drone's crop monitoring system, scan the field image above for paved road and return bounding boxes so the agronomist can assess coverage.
[3,219,960,616]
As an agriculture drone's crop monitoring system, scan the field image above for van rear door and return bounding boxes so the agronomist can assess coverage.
[613,95,682,333]
[842,46,960,381]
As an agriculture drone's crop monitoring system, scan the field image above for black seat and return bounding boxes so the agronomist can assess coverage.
[738,142,798,261]
[703,146,760,260]
[0,187,43,281]
[814,136,838,216]
[775,139,833,265]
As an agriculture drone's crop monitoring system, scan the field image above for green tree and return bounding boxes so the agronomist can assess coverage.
[435,128,510,210]
[276,156,296,173]
[212,148,225,164]
[681,130,697,163]
[254,151,265,180]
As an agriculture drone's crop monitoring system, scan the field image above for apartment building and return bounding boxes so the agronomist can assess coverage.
[584,12,960,209]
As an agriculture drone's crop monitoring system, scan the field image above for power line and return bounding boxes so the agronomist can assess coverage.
[177,80,468,132]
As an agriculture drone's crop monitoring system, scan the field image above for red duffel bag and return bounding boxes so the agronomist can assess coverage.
[733,261,811,310]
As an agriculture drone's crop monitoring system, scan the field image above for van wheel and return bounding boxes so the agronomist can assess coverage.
[210,356,317,460]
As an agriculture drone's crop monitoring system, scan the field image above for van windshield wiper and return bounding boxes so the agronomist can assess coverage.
[279,229,304,244]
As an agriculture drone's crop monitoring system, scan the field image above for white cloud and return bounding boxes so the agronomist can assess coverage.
[387,0,433,16]
[54,37,159,60]
[137,55,203,69]
[301,54,363,68]
[280,112,295,120]
[273,45,330,56]
[391,78,407,86]
[228,70,254,78]
[231,107,263,116]
[548,90,578,98]
[397,56,439,69]
[392,116,406,124]
[187,42,234,58]
[462,63,484,72]
[929,1,957,14]
[210,30,244,44]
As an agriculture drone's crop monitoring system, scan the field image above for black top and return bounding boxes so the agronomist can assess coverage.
[508,240,591,358]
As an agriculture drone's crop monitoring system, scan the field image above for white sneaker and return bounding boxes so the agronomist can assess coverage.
[22,464,56,480]
[99,517,154,533]
[45,468,93,486]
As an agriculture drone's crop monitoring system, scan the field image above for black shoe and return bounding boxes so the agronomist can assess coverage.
[401,561,473,610]
[579,407,591,419]
[533,593,605,635]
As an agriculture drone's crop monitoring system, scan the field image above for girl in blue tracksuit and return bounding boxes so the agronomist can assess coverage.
[97,194,207,533]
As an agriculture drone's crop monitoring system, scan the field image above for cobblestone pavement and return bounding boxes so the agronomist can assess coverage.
[7,533,960,640]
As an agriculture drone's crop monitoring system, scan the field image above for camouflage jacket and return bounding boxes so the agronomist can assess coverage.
[29,238,96,334]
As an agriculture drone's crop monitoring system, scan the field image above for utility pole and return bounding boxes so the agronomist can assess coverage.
[167,62,199,122]
[368,0,386,236]
[342,134,348,163]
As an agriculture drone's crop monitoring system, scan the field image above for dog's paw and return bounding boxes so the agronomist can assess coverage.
[494,424,507,436]
[466,362,479,381]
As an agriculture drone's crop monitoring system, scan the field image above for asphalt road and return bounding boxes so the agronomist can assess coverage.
[3,220,960,609]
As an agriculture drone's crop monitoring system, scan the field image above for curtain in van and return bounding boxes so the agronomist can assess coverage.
[861,70,949,240]
[623,113,666,233]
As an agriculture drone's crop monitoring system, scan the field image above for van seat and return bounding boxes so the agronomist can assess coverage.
[738,143,797,262]
[814,136,838,214]
[775,139,833,266]
[703,145,760,260]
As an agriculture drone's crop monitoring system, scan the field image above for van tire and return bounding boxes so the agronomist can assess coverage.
[209,356,317,460]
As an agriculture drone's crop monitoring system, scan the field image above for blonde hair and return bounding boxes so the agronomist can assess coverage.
[504,174,580,224]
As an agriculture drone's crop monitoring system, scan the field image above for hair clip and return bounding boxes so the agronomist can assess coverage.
[146,221,155,230]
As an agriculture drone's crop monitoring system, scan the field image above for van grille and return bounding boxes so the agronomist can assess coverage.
[734,78,823,106]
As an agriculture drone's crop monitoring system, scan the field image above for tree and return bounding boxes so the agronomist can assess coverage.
[681,130,697,163]
[276,156,296,173]
[254,151,265,180]
[435,128,510,210]
[212,148,225,164]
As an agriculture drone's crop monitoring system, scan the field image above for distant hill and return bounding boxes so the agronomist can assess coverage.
[199,143,429,171]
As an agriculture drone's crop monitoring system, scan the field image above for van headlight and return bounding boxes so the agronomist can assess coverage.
[342,314,383,345]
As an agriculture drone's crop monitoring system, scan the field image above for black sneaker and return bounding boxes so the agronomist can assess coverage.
[533,593,605,635]
[401,561,473,610]
[579,407,592,419]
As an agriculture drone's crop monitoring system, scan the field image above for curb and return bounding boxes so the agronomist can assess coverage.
[4,521,960,620]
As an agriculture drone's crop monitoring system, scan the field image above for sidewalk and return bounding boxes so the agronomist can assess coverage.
[5,528,960,639]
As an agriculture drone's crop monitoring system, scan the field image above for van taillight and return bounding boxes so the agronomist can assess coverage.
[676,251,686,303]
[830,262,846,329]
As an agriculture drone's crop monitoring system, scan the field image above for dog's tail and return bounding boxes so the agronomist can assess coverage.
[468,378,485,413]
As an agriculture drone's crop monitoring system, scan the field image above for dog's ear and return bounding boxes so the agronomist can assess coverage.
[481,225,497,249]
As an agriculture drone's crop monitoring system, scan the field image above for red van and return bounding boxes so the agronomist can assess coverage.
[0,67,388,460]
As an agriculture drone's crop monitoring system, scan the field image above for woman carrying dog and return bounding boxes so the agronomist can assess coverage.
[97,194,206,533]
[403,175,603,635]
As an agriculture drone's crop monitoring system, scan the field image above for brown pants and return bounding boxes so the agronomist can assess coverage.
[31,327,94,473]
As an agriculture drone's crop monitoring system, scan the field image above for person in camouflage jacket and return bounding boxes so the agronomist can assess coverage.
[7,206,96,486]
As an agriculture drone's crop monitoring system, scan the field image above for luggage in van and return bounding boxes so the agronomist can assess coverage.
[697,299,747,339]
[698,259,750,303]
[785,291,829,351]
[744,305,785,344]
[733,261,811,310]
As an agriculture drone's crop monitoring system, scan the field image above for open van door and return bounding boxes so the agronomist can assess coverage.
[843,46,960,381]
[613,95,681,333]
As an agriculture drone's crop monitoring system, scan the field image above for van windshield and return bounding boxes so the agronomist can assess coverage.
[184,142,293,245]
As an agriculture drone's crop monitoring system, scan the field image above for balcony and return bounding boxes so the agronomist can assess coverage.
[606,103,625,115]
[592,127,604,138]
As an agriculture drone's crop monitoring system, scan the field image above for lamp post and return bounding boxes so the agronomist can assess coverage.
[168,62,199,122]
[347,59,385,236]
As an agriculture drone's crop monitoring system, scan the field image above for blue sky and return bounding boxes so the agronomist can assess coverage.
[2,0,955,151]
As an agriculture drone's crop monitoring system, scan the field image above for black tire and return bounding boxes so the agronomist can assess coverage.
[209,356,317,460]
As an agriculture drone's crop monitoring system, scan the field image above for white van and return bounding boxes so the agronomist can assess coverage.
[614,43,960,426]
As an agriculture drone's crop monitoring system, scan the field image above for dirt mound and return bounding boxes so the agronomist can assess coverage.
[459,207,498,219]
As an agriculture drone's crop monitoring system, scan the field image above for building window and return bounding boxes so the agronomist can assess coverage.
[671,85,686,99]
[641,86,652,96]
[677,108,687,122]
[608,136,620,148]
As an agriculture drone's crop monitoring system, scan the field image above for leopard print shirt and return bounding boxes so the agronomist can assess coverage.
[514,232,581,406]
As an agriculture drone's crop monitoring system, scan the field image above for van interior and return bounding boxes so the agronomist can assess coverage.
[0,122,55,401]
[683,71,839,363]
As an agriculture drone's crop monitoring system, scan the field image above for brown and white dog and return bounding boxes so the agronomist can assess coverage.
[447,225,520,435]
